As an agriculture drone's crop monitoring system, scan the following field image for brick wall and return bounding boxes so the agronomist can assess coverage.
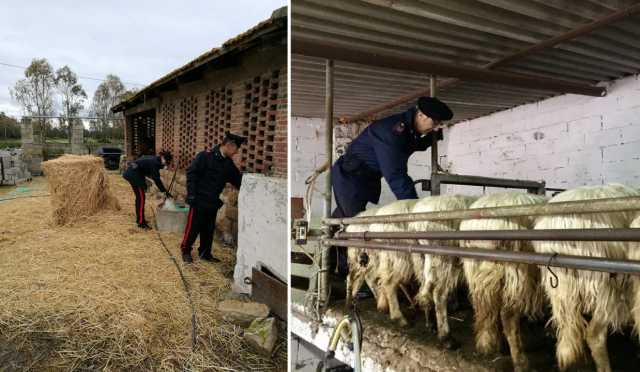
[148,63,286,244]
[152,65,287,178]
[274,67,288,178]
[239,69,282,175]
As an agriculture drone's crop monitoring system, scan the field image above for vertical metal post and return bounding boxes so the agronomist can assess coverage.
[320,59,334,309]
[430,75,441,195]
[324,60,334,218]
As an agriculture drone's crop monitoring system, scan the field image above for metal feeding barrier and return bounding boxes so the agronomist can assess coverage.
[322,195,640,285]
[291,196,640,372]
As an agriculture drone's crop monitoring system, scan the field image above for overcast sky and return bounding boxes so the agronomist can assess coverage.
[0,0,287,118]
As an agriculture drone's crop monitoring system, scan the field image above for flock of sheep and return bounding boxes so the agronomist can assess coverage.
[344,184,640,372]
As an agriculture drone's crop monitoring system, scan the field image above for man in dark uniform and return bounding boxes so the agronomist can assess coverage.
[122,150,173,229]
[332,96,453,273]
[180,133,246,263]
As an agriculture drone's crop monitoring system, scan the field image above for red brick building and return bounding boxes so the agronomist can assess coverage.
[112,7,287,178]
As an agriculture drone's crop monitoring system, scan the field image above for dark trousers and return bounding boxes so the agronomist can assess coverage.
[129,183,146,225]
[331,194,368,276]
[180,205,220,256]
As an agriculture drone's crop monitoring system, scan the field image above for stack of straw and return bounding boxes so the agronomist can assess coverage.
[42,155,120,225]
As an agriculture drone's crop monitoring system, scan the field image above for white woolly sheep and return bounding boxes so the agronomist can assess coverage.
[372,199,418,326]
[460,191,547,372]
[407,194,477,347]
[534,184,639,372]
[345,207,380,307]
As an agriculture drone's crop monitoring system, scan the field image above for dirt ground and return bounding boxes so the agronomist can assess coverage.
[0,173,286,371]
[326,283,640,372]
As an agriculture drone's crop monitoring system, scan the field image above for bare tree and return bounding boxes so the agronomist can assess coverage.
[10,58,56,143]
[90,74,126,142]
[55,66,87,141]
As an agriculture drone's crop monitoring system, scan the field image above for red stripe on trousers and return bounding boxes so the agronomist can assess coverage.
[138,187,145,224]
[181,208,195,249]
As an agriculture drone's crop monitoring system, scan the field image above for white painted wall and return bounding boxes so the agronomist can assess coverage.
[291,116,339,220]
[444,74,640,195]
[292,74,640,205]
[233,174,287,294]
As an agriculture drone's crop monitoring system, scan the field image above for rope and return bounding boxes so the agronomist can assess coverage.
[304,161,329,225]
[150,207,199,352]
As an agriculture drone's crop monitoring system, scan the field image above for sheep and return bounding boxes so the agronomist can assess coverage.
[345,207,380,307]
[460,191,547,372]
[407,194,477,348]
[533,184,639,372]
[371,199,419,326]
[630,214,640,349]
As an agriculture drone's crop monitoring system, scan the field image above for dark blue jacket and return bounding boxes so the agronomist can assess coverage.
[186,145,242,209]
[332,108,441,208]
[123,155,167,192]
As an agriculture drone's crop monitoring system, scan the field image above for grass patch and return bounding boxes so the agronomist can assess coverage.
[0,139,21,149]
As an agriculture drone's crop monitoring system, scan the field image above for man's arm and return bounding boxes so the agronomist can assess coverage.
[228,161,242,190]
[370,128,417,200]
[151,167,167,193]
[186,152,205,202]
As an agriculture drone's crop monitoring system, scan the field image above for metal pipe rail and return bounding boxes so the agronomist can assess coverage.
[334,228,640,242]
[320,59,335,310]
[325,239,640,276]
[323,196,640,226]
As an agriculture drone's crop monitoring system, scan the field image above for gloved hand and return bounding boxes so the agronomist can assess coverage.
[186,195,196,205]
[165,191,173,199]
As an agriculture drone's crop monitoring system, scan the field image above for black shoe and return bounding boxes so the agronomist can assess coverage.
[181,252,193,263]
[199,251,220,263]
[137,222,152,230]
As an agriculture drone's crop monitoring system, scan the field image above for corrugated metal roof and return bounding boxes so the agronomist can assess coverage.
[291,0,640,122]
[112,7,287,112]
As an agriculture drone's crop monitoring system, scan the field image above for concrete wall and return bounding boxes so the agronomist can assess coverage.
[292,74,640,205]
[0,149,31,184]
[20,118,115,174]
[291,116,330,218]
[233,174,287,294]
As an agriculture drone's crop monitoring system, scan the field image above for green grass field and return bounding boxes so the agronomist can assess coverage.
[0,139,21,149]
[44,138,70,144]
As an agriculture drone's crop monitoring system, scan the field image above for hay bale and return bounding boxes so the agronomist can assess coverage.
[41,155,120,225]
[225,205,239,220]
[223,187,239,206]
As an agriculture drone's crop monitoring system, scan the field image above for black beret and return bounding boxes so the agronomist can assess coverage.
[224,132,247,147]
[417,96,453,121]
